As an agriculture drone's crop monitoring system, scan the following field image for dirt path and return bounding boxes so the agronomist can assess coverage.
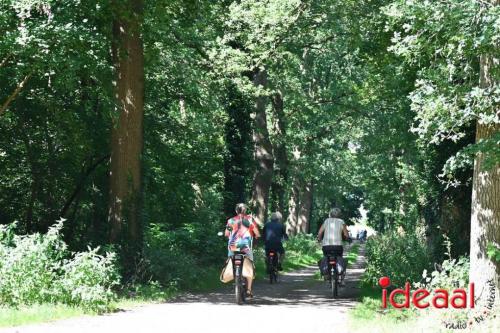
[3,242,367,333]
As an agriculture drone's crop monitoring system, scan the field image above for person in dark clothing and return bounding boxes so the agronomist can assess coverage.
[263,212,288,270]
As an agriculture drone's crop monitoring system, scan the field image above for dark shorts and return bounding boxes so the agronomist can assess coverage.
[265,242,285,255]
[322,245,343,257]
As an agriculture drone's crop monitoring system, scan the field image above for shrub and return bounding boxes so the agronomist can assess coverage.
[143,223,226,289]
[284,233,318,256]
[0,221,119,311]
[56,248,119,312]
[363,230,430,287]
[0,222,66,306]
[414,256,469,291]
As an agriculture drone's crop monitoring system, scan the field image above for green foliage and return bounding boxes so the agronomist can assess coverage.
[415,256,469,291]
[143,221,225,290]
[487,242,500,263]
[363,231,431,287]
[283,233,318,255]
[384,0,499,171]
[0,0,496,314]
[0,222,119,312]
[55,247,119,311]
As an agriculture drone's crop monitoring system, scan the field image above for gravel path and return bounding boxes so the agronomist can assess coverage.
[2,242,367,333]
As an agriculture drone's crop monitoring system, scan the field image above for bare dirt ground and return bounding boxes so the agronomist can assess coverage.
[2,242,366,333]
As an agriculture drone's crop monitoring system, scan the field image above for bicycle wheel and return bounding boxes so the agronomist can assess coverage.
[333,270,339,298]
[330,268,338,298]
[235,277,243,305]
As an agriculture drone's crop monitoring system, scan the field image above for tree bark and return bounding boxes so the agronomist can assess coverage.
[270,90,288,214]
[251,68,274,225]
[109,0,145,249]
[0,72,32,116]
[469,8,500,305]
[286,177,300,236]
[298,181,313,234]
[223,82,252,217]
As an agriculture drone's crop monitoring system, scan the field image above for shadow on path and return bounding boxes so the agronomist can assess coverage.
[170,241,367,309]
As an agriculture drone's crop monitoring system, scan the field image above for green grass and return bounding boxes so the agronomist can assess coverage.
[351,284,417,321]
[348,282,421,333]
[0,304,87,328]
[346,243,360,266]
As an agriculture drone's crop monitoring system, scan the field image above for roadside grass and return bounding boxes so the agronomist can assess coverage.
[348,282,422,333]
[0,304,87,328]
[351,284,417,321]
[346,243,360,268]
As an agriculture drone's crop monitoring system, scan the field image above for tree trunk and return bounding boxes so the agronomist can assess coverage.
[250,68,274,225]
[109,0,144,251]
[223,82,252,217]
[469,12,500,304]
[286,178,300,236]
[298,181,313,234]
[270,90,288,215]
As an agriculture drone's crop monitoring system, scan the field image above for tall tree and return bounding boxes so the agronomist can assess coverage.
[286,177,300,236]
[109,0,145,253]
[469,0,500,300]
[297,180,313,233]
[251,68,274,225]
[270,90,288,214]
[223,82,252,217]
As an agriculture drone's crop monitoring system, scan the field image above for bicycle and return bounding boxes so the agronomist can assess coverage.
[326,254,340,298]
[231,251,247,305]
[266,250,279,284]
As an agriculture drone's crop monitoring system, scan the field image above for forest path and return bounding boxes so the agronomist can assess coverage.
[3,242,366,333]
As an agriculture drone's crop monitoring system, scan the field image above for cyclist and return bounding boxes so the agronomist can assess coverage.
[225,203,260,298]
[263,211,288,271]
[317,207,349,285]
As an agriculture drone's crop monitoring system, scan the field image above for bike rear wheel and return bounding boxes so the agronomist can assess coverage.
[330,269,338,298]
[235,280,243,304]
[268,255,279,284]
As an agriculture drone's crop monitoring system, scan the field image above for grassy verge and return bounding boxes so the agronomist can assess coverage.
[346,243,360,267]
[350,284,417,322]
[348,281,422,333]
[0,266,222,328]
[0,304,87,328]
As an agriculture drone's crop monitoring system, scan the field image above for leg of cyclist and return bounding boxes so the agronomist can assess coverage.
[245,250,255,297]
[246,277,253,296]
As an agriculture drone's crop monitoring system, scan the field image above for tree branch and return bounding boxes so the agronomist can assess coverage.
[0,54,12,68]
[0,72,33,116]
[59,154,110,218]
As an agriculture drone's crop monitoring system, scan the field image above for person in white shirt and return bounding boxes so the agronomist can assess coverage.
[317,208,350,284]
